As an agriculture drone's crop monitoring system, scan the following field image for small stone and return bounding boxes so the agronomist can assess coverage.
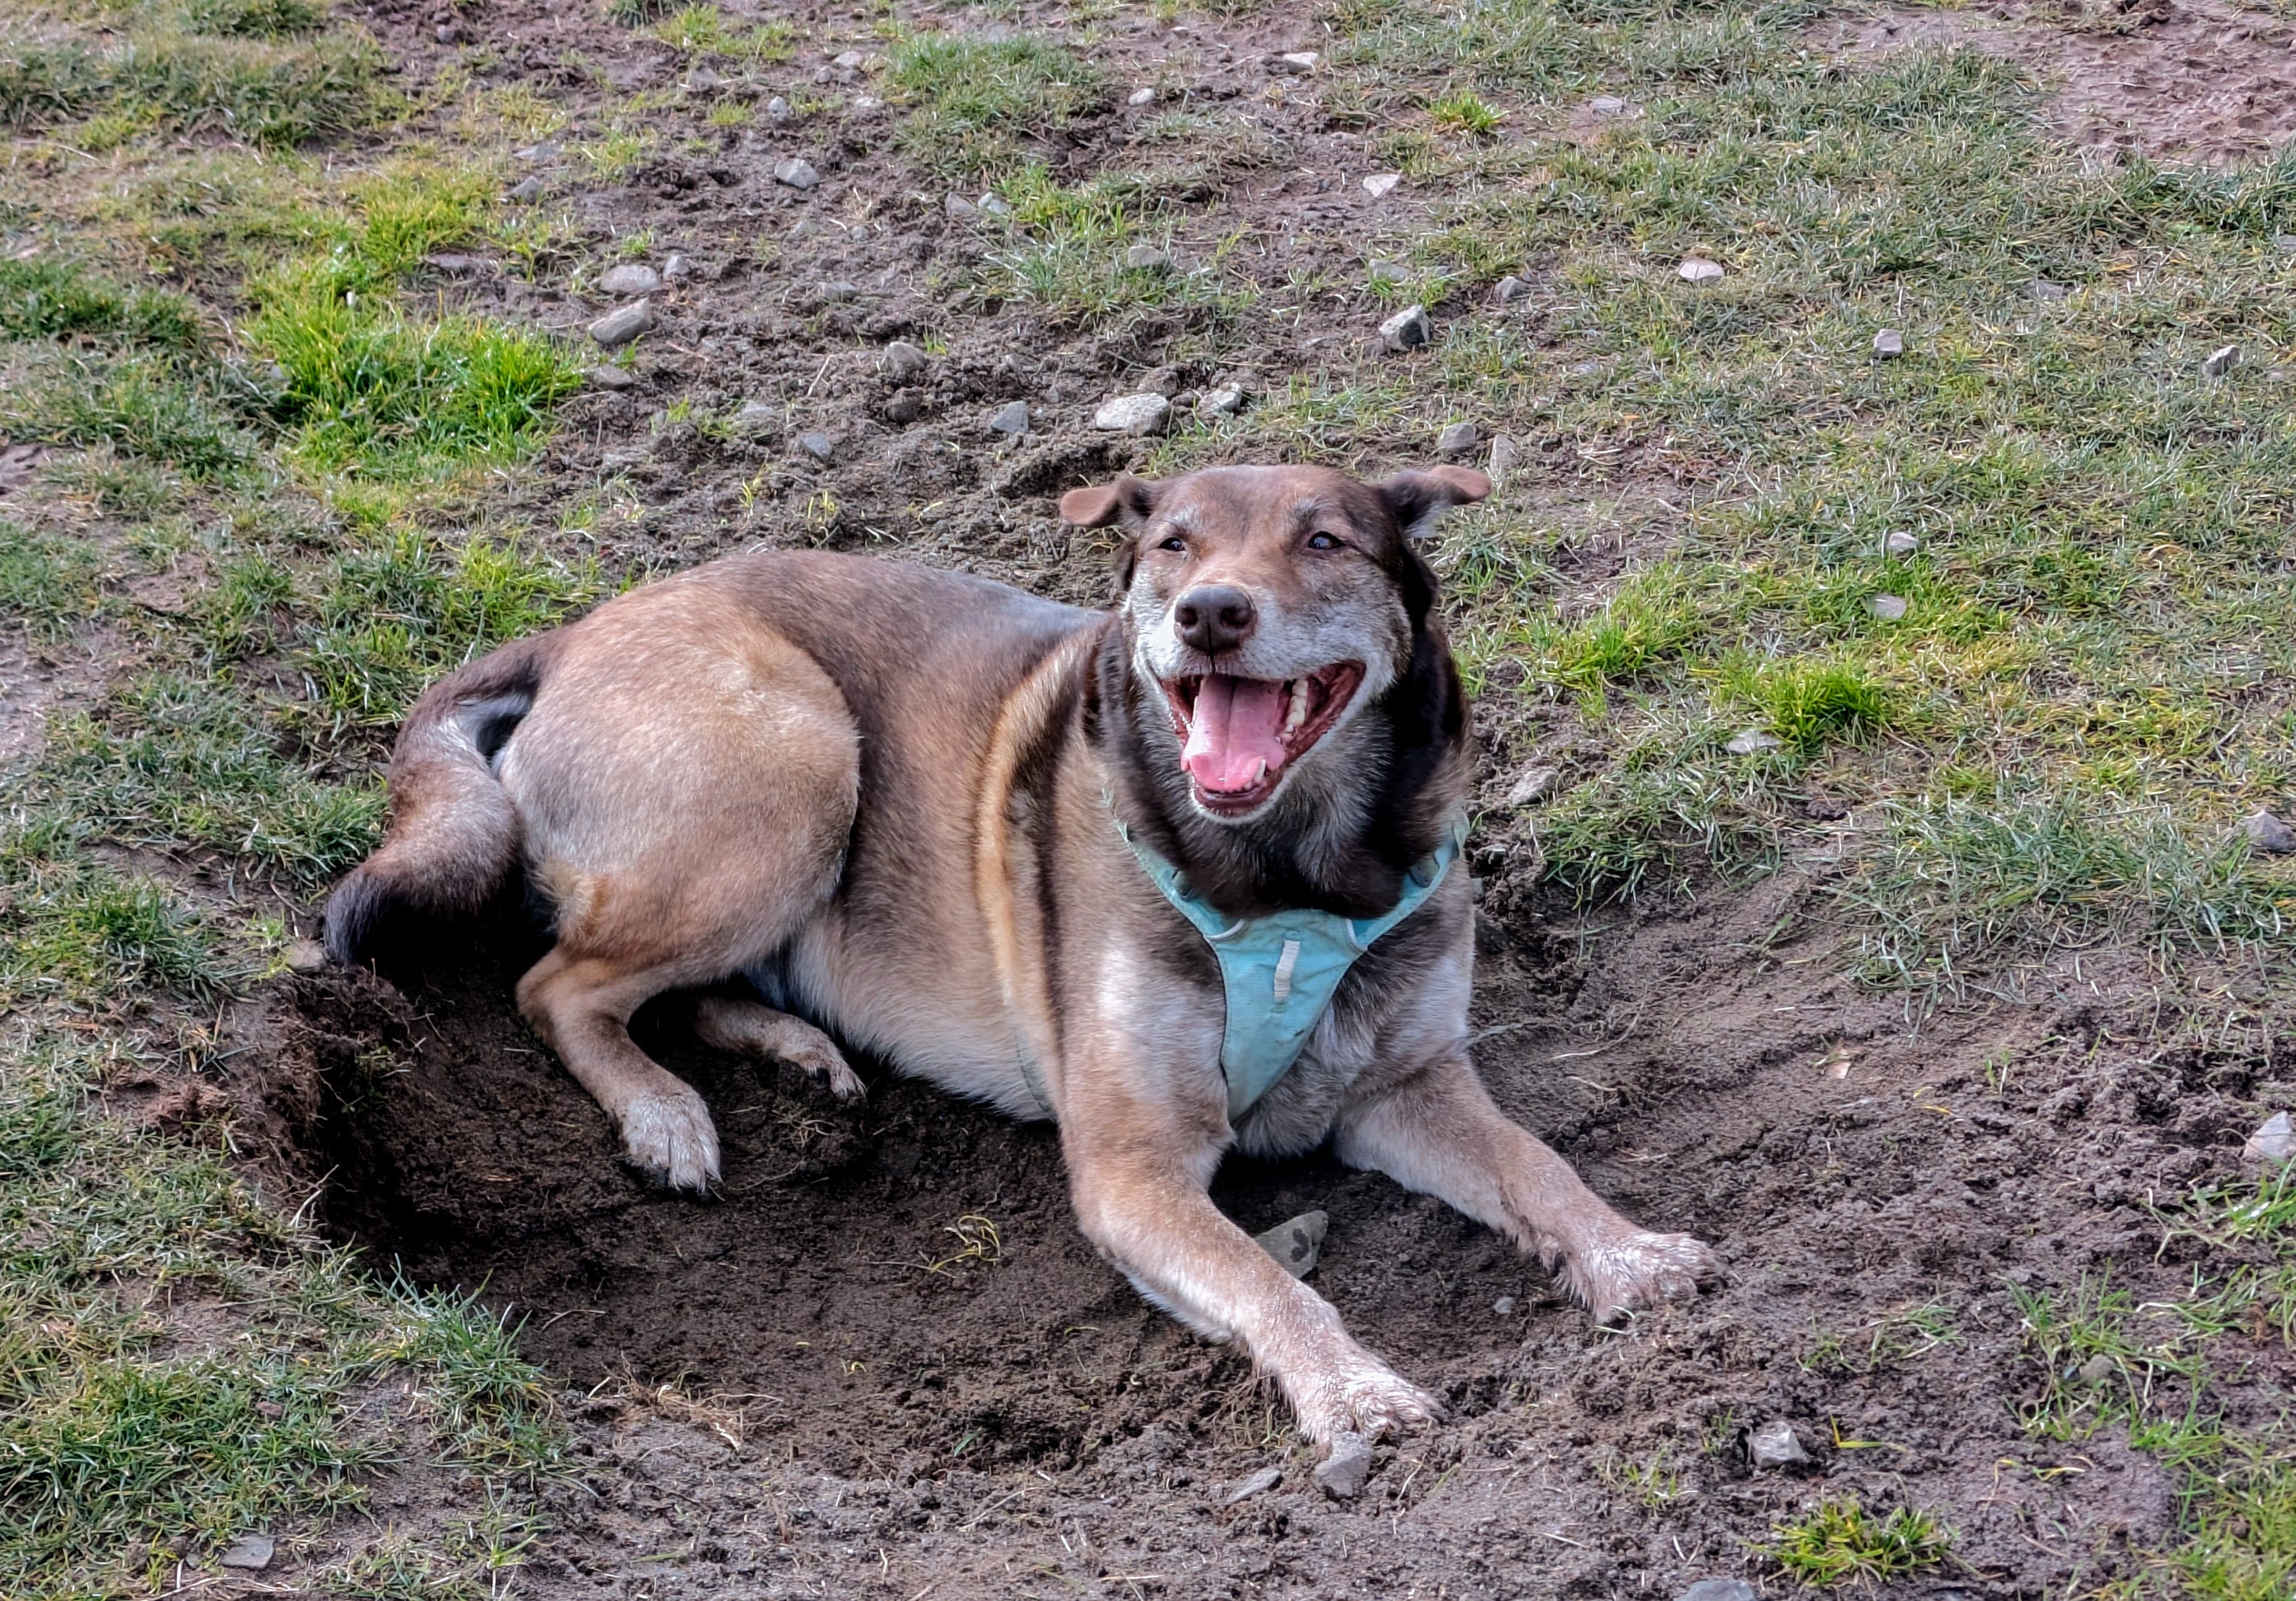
[1198,385,1244,418]
[989,400,1031,436]
[1092,393,1170,435]
[2240,810,2296,854]
[1675,1581,1758,1601]
[218,1536,275,1571]
[2079,1353,2117,1385]
[661,253,692,282]
[1223,1466,1283,1504]
[1362,172,1402,198]
[1494,274,1530,303]
[766,96,791,121]
[587,299,654,348]
[516,140,561,164]
[1123,244,1174,272]
[284,939,327,974]
[797,432,834,463]
[1677,257,1725,285]
[1867,594,1908,621]
[435,22,464,43]
[1504,766,1559,807]
[2202,343,2240,379]
[2276,235,2296,253]
[1436,421,1479,457]
[831,49,865,69]
[506,176,543,203]
[1884,529,1920,557]
[882,392,923,424]
[944,193,978,218]
[725,400,774,435]
[817,280,860,301]
[883,340,929,381]
[1252,1210,1328,1279]
[2242,1111,2295,1164]
[1486,434,1520,484]
[1873,328,1905,359]
[586,364,638,391]
[685,66,721,93]
[1748,1420,1809,1470]
[774,158,820,189]
[1589,95,1628,116]
[1269,50,1320,73]
[976,193,1012,216]
[1725,728,1781,757]
[2029,279,2070,302]
[422,252,482,276]
[598,263,660,298]
[1492,1295,1516,1316]
[1315,1433,1375,1500]
[1128,85,1157,106]
[1379,303,1432,353]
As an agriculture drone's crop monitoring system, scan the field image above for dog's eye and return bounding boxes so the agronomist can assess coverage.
[1157,535,1186,552]
[1307,531,1344,551]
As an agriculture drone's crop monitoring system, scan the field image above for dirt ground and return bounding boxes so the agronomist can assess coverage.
[196,0,2296,1595]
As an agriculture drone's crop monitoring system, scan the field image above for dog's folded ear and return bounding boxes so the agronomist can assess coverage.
[1059,475,1162,529]
[1375,466,1493,539]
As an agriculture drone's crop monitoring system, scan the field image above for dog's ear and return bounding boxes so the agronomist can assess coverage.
[1059,475,1162,529]
[1374,466,1492,541]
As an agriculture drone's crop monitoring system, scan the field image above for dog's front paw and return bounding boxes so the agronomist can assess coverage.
[1294,1357,1441,1444]
[620,1086,721,1191]
[787,1038,866,1103]
[1566,1230,1717,1324]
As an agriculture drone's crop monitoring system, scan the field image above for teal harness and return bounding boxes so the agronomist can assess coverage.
[1112,812,1467,1123]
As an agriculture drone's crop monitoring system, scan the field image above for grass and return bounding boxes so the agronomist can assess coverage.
[650,3,796,60]
[887,34,1104,180]
[1760,1498,1955,1588]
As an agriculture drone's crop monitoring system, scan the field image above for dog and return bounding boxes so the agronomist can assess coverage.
[325,461,1715,1447]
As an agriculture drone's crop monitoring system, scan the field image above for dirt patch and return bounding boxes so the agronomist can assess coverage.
[1816,0,2296,168]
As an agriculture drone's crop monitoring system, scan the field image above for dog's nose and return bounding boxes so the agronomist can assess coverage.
[1173,585,1257,655]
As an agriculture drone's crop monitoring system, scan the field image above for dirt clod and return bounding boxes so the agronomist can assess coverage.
[1314,1433,1375,1500]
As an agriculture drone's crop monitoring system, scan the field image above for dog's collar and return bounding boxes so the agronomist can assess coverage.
[1111,807,1467,1125]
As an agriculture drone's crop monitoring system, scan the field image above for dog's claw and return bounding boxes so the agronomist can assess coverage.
[620,1086,721,1191]
[1296,1360,1441,1444]
[1569,1230,1717,1323]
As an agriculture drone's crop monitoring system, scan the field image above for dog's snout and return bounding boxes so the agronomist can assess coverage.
[1173,585,1257,656]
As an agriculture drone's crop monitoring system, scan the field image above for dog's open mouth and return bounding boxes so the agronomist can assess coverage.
[1160,663,1365,815]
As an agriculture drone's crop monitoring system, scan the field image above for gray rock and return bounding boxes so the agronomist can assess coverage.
[2240,810,2296,854]
[661,253,692,282]
[831,49,865,69]
[1505,765,1559,807]
[1223,1466,1283,1504]
[514,140,559,164]
[766,96,791,122]
[1272,51,1320,73]
[2243,1111,2295,1164]
[976,193,1012,217]
[685,66,721,93]
[1198,385,1245,418]
[1128,85,1157,106]
[1092,393,1170,435]
[1494,274,1530,303]
[797,432,834,463]
[1748,1419,1809,1469]
[1492,1295,1516,1316]
[774,158,820,189]
[1725,728,1781,757]
[730,400,777,434]
[1589,96,1628,117]
[1675,1581,1758,1601]
[588,299,654,348]
[1380,303,1432,353]
[218,1536,275,1571]
[2276,235,2296,253]
[1677,257,1725,285]
[586,364,638,391]
[436,22,464,43]
[284,939,327,974]
[882,392,923,424]
[2029,280,2070,302]
[1868,594,1908,621]
[1884,529,1920,557]
[1315,1433,1375,1500]
[1362,172,1402,198]
[818,280,860,301]
[944,192,978,218]
[1487,434,1520,484]
[506,176,543,203]
[1253,1210,1328,1279]
[2079,1353,2117,1385]
[989,400,1031,436]
[1123,243,1174,272]
[1436,421,1479,457]
[2203,343,2240,379]
[598,263,659,298]
[883,340,930,382]
[1874,327,1905,358]
[422,252,483,276]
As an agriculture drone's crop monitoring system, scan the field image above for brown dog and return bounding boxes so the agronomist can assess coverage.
[327,462,1714,1447]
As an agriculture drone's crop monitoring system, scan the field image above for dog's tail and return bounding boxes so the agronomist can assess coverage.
[324,634,560,965]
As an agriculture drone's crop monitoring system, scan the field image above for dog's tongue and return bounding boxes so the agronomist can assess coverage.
[1183,674,1289,792]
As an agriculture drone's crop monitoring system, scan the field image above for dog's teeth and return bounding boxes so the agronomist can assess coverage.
[1283,679,1309,735]
[1249,758,1268,784]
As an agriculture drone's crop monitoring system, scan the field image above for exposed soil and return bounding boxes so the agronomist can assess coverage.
[178,0,2296,1594]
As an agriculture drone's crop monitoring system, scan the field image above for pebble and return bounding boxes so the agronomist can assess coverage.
[1093,393,1170,435]
[218,1536,275,1571]
[422,252,482,276]
[598,263,660,298]
[831,49,865,69]
[2276,235,2296,253]
[1128,85,1157,106]
[506,176,543,203]
[797,432,834,463]
[1253,1210,1328,1279]
[1884,529,1920,556]
[1486,434,1520,484]
[1677,257,1725,285]
[1270,50,1320,73]
[2240,810,2296,854]
[882,392,923,424]
[284,938,327,974]
[1505,765,1558,807]
[1361,172,1402,198]
[1589,95,1629,116]
[586,364,638,391]
[1379,303,1432,353]
[731,400,776,434]
[1123,244,1175,272]
[685,66,721,93]
[818,280,860,301]
[774,158,820,189]
[944,193,978,218]
[976,193,1013,217]
[883,340,929,382]
[1494,274,1530,303]
[989,400,1031,436]
[2243,1111,2295,1164]
[662,253,692,282]
[1725,728,1781,757]
[1492,1295,1516,1316]
[1748,1419,1809,1469]
[1223,1466,1284,1504]
[1198,385,1245,417]
[514,140,560,164]
[2079,1353,2117,1385]
[587,299,654,348]
[1868,594,1908,621]
[435,22,464,43]
[1676,1582,1758,1601]
[1436,421,1479,457]
[1315,1432,1375,1500]
[2202,343,2240,379]
[766,96,790,121]
[1874,327,1905,358]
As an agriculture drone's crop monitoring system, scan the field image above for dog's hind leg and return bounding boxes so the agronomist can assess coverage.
[694,995,864,1102]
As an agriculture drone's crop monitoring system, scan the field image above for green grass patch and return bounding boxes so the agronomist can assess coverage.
[887,34,1103,181]
[1759,1497,1955,1588]
[0,259,204,351]
[0,28,383,148]
[650,3,795,60]
[0,520,102,639]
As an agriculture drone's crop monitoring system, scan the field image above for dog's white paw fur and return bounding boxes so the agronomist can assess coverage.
[1567,1230,1717,1323]
[621,1086,721,1190]
[1293,1357,1441,1444]
[788,1040,866,1103]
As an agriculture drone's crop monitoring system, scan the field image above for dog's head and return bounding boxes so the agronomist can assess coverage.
[1061,463,1488,824]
